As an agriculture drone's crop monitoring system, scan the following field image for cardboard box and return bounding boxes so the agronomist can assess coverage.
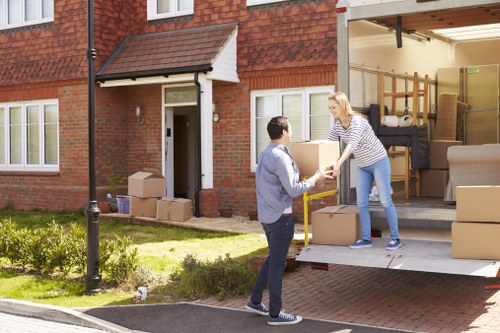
[289,140,340,178]
[420,169,449,198]
[312,205,361,245]
[452,222,500,259]
[157,198,193,222]
[429,140,462,169]
[128,169,165,198]
[456,186,500,222]
[129,197,158,218]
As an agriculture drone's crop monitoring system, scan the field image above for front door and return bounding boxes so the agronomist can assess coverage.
[164,105,198,200]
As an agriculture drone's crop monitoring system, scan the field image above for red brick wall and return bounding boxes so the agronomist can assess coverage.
[1,0,340,214]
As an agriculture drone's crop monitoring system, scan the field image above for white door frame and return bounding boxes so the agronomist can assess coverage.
[161,76,214,198]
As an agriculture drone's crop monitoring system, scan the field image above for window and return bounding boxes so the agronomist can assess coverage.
[0,100,59,171]
[147,0,194,21]
[0,0,53,30]
[247,0,288,6]
[250,87,333,170]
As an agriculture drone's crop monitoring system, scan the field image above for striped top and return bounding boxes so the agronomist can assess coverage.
[327,114,387,168]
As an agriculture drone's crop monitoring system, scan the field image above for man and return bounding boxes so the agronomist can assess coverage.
[245,116,333,325]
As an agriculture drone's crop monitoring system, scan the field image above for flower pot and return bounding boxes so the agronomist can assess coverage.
[219,208,233,218]
[285,256,298,272]
[98,201,111,214]
[248,210,258,221]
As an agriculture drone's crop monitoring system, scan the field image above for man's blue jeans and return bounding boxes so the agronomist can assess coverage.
[356,156,399,240]
[250,214,294,317]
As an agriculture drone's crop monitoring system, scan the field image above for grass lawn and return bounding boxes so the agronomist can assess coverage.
[0,209,268,308]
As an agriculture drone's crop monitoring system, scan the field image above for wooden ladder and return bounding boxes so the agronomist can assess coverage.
[378,72,429,200]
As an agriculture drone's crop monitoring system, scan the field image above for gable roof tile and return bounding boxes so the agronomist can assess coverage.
[97,23,238,81]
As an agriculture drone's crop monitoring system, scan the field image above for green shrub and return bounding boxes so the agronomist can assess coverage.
[0,219,140,287]
[99,235,139,286]
[170,253,256,300]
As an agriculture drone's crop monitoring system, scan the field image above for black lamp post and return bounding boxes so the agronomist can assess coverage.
[84,0,100,294]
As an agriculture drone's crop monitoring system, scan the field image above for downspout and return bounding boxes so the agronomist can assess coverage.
[194,72,201,217]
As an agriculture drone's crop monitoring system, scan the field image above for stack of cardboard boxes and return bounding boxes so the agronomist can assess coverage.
[128,170,165,218]
[127,169,192,222]
[419,140,462,197]
[452,186,500,260]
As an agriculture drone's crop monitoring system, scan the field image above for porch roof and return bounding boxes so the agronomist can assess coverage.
[96,22,238,82]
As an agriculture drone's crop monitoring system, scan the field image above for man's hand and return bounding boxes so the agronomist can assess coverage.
[312,166,335,183]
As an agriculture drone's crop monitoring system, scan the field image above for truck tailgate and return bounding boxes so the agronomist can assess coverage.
[297,238,500,277]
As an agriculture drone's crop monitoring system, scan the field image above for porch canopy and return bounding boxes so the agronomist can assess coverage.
[96,22,239,86]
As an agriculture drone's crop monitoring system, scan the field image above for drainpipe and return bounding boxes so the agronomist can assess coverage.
[194,72,201,217]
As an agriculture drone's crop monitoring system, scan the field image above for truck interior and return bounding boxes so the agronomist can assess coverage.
[297,1,500,277]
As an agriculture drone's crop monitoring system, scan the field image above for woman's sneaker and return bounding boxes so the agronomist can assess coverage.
[349,239,373,249]
[386,239,402,250]
[245,301,269,316]
[267,312,303,325]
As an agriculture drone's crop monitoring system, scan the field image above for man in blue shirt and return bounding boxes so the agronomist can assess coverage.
[245,116,333,325]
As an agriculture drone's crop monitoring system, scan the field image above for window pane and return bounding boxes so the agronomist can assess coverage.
[42,0,54,19]
[44,104,57,165]
[164,86,196,104]
[27,105,40,165]
[256,117,271,162]
[282,94,302,142]
[157,0,170,14]
[255,95,276,162]
[310,93,331,140]
[25,0,37,21]
[8,0,22,25]
[0,0,5,26]
[9,106,22,164]
[0,108,4,164]
[256,96,276,118]
[177,0,193,11]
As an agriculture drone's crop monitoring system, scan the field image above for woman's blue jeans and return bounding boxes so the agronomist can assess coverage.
[250,214,294,317]
[356,156,399,240]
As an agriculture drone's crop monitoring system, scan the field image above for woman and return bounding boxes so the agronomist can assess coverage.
[327,92,401,250]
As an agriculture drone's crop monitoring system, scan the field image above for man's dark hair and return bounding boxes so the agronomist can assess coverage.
[267,116,289,140]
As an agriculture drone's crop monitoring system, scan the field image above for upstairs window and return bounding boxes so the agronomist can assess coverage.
[247,0,288,6]
[147,0,194,21]
[0,0,54,30]
[0,100,59,172]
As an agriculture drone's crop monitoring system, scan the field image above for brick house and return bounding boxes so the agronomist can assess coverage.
[0,0,339,218]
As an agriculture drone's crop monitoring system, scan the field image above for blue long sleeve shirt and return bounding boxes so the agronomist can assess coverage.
[256,142,316,224]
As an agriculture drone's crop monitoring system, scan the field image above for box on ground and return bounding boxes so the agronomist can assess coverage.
[157,198,193,222]
[289,140,340,178]
[116,195,131,214]
[312,205,360,246]
[452,222,500,260]
[429,140,462,169]
[456,186,500,222]
[128,169,165,198]
[129,197,158,218]
[420,169,449,198]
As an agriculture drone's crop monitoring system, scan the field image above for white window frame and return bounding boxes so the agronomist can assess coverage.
[247,0,289,6]
[0,0,54,30]
[0,99,59,172]
[250,86,334,171]
[147,0,194,21]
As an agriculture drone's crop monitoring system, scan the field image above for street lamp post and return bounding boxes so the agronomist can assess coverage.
[84,0,100,294]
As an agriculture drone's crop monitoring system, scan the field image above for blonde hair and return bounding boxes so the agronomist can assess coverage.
[328,91,355,117]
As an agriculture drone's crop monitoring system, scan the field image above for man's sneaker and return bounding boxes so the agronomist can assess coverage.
[386,238,402,250]
[349,239,373,249]
[267,312,303,325]
[245,301,269,316]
